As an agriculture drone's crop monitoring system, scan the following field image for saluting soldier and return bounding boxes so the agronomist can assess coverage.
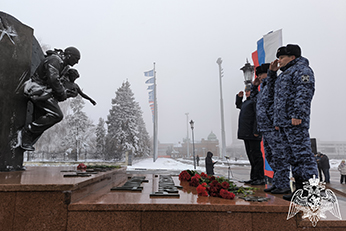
[252,63,291,194]
[271,44,318,201]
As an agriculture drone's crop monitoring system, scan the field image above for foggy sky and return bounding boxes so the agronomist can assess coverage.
[2,0,346,145]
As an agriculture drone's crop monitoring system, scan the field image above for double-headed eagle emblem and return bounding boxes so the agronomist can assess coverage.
[287,175,342,227]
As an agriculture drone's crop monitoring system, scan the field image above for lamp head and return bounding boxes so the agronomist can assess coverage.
[189,120,194,129]
[216,57,222,65]
[240,59,254,84]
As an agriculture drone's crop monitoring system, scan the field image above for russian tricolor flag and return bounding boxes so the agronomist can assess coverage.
[252,29,283,179]
[252,29,283,67]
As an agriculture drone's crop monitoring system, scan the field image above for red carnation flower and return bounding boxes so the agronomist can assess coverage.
[189,175,200,187]
[220,189,235,199]
[221,181,229,189]
[210,180,217,186]
[200,190,208,197]
[77,163,87,170]
[210,180,222,190]
[179,170,191,181]
[210,191,219,197]
[196,184,208,197]
[201,172,208,178]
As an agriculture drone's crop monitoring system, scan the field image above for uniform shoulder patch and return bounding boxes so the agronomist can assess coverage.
[301,75,310,82]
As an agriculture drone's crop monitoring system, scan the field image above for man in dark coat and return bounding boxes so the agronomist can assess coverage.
[205,151,217,175]
[319,153,330,183]
[315,153,323,181]
[236,85,265,185]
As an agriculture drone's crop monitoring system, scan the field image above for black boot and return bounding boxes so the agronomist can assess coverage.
[251,179,265,185]
[271,188,291,194]
[21,128,35,151]
[264,185,276,192]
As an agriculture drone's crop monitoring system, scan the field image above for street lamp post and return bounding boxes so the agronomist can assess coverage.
[216,58,226,160]
[189,120,196,170]
[240,59,255,89]
[185,113,190,158]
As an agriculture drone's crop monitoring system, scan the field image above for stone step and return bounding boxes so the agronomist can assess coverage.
[0,166,127,231]
[2,167,346,230]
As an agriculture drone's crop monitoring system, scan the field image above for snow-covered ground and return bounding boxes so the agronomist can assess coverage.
[127,157,344,171]
[24,157,344,171]
[127,158,205,171]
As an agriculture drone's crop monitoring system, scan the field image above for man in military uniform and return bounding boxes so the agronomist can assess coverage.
[20,47,81,151]
[270,44,318,200]
[252,63,291,194]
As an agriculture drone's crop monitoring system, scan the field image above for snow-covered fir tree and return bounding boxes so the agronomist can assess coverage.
[96,117,106,159]
[106,81,150,160]
[135,105,151,157]
[64,95,94,160]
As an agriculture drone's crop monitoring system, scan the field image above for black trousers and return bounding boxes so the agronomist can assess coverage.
[340,175,346,184]
[321,168,330,183]
[244,140,264,180]
[29,97,63,144]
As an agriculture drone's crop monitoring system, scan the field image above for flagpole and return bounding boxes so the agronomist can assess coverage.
[153,62,158,162]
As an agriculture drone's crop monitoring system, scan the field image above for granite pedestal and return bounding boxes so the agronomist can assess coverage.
[0,166,345,231]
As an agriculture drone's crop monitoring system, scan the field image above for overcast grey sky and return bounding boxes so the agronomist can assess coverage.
[2,0,346,144]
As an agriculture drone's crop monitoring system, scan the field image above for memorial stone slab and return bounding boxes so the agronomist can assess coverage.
[111,176,148,192]
[150,175,181,197]
[0,11,44,171]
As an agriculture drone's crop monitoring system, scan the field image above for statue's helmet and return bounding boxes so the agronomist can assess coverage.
[64,47,81,59]
[64,47,81,66]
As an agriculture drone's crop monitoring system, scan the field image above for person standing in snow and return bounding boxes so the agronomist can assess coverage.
[205,151,217,175]
[319,153,330,183]
[338,160,346,184]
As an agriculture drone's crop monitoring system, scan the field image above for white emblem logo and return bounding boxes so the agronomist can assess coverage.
[287,175,342,227]
[301,75,310,82]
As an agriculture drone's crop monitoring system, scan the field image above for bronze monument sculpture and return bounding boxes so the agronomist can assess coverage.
[0,11,95,171]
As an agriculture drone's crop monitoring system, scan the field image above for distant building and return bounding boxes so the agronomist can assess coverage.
[157,142,174,158]
[180,131,220,158]
[227,139,346,160]
[157,131,220,158]
[317,140,346,159]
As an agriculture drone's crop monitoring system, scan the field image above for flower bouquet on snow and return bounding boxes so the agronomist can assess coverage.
[179,170,255,199]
